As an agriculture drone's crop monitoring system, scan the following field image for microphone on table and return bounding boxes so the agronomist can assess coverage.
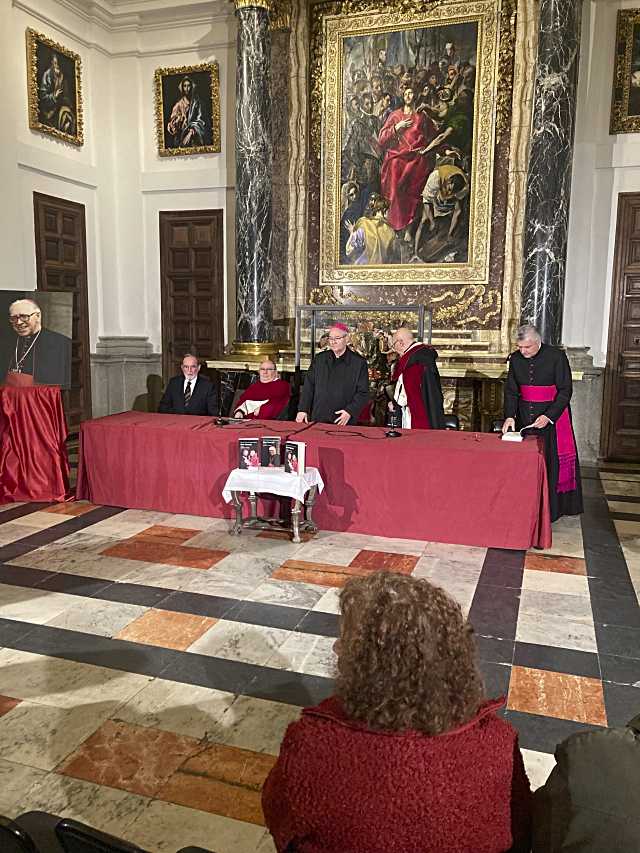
[385,429,402,438]
[385,408,402,438]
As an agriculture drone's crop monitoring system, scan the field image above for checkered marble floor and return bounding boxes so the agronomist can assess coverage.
[0,462,638,853]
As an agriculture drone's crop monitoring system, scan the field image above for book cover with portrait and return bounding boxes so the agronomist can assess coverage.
[261,436,282,467]
[238,438,260,470]
[284,441,305,475]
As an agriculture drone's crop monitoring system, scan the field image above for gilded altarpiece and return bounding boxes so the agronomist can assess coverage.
[307,0,530,354]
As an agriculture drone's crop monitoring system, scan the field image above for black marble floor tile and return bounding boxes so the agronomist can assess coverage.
[504,709,605,754]
[474,634,514,665]
[0,506,124,562]
[478,660,511,699]
[97,581,173,608]
[0,503,53,524]
[590,592,640,630]
[156,590,240,621]
[245,666,334,708]
[594,623,640,659]
[230,601,307,631]
[603,682,640,727]
[480,548,526,576]
[158,651,263,695]
[609,511,640,523]
[600,653,640,687]
[468,585,521,640]
[600,493,640,504]
[0,617,37,647]
[513,642,600,679]
[295,611,340,638]
[0,563,55,589]
[35,572,114,598]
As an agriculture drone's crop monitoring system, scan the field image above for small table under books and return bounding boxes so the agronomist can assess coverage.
[221,467,325,543]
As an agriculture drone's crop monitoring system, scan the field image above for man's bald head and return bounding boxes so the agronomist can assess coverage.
[328,324,350,357]
[392,327,414,354]
[9,299,42,337]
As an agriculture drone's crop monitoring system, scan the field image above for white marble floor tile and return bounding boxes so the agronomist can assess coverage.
[293,541,362,566]
[515,612,597,653]
[608,500,640,515]
[45,599,148,637]
[421,542,487,568]
[126,800,265,853]
[162,513,230,531]
[0,522,40,545]
[267,631,336,678]
[614,519,640,540]
[0,648,152,708]
[218,695,301,754]
[255,831,277,853]
[9,548,145,582]
[519,589,593,625]
[48,531,120,551]
[247,579,326,609]
[522,570,590,597]
[536,529,585,559]
[0,699,117,770]
[412,556,483,586]
[10,511,75,530]
[113,679,235,740]
[187,620,291,666]
[0,501,24,513]
[314,530,428,555]
[600,471,640,482]
[85,511,172,538]
[602,479,640,498]
[312,587,341,614]
[521,749,555,791]
[16,772,150,837]
[212,552,284,580]
[0,759,49,817]
[0,584,80,625]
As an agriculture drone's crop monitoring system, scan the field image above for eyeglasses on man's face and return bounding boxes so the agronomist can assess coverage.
[9,312,39,325]
[259,367,276,372]
[328,334,347,342]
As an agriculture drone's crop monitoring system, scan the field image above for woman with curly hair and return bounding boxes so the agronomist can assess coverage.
[262,571,531,853]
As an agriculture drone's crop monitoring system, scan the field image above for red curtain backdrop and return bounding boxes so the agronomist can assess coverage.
[76,413,551,550]
[0,385,70,503]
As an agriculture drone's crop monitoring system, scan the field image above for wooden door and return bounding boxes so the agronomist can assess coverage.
[159,210,224,379]
[33,192,91,431]
[602,193,640,460]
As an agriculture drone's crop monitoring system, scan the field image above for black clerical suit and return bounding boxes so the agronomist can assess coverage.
[505,343,583,522]
[299,347,369,424]
[158,375,219,416]
[0,328,71,388]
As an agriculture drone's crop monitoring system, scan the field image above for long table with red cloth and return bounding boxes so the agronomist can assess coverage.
[76,412,551,549]
[0,384,70,503]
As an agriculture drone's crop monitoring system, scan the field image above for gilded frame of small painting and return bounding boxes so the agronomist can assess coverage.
[154,62,221,157]
[320,0,500,285]
[26,28,84,147]
[610,9,640,134]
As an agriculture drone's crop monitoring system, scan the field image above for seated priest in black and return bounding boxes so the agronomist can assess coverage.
[1,298,71,388]
[158,353,218,416]
[502,324,583,522]
[296,323,369,426]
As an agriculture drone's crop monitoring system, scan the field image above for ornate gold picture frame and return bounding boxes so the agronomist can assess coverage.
[611,9,640,134]
[320,0,500,285]
[154,62,221,156]
[26,28,84,147]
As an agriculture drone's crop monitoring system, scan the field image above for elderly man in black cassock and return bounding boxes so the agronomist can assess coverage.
[502,324,583,522]
[296,323,369,425]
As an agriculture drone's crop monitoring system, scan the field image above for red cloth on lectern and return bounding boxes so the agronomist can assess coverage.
[234,379,291,420]
[0,385,70,502]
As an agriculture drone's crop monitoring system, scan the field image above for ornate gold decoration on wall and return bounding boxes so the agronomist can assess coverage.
[610,9,640,134]
[496,0,517,142]
[235,0,271,10]
[269,0,293,29]
[154,62,221,156]
[26,28,84,147]
[429,285,501,326]
[309,285,368,304]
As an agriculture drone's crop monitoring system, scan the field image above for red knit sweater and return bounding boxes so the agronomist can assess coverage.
[262,696,531,853]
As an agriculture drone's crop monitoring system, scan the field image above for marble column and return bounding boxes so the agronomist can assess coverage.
[234,0,274,351]
[520,0,581,345]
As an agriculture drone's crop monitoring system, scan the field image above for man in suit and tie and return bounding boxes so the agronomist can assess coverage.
[158,353,218,416]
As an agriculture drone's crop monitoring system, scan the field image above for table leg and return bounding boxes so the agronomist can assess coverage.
[292,499,302,543]
[230,491,243,535]
[304,485,318,532]
[248,492,258,520]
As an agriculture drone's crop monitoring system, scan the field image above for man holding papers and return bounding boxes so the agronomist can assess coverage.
[502,324,583,522]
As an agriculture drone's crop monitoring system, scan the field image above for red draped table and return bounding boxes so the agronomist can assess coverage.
[76,413,552,550]
[0,385,70,503]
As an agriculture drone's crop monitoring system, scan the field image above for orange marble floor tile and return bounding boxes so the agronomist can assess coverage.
[157,743,276,826]
[44,502,98,516]
[134,525,201,545]
[101,540,228,570]
[0,695,21,718]
[272,559,379,588]
[524,553,587,575]
[115,609,216,650]
[350,550,418,574]
[507,666,607,726]
[57,720,201,797]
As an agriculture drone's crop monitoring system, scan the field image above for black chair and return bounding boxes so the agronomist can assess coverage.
[0,816,39,853]
[491,418,504,433]
[55,819,147,853]
[444,414,460,430]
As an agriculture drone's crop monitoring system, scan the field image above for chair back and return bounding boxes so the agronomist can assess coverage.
[444,414,460,430]
[0,816,39,853]
[491,418,505,433]
[56,819,147,853]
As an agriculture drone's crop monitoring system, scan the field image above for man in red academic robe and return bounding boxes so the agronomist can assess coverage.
[378,86,437,233]
[389,328,445,429]
[233,359,291,420]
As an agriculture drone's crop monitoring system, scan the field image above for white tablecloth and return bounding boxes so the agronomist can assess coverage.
[222,466,325,504]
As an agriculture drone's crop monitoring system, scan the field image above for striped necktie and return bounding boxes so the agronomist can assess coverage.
[184,380,192,407]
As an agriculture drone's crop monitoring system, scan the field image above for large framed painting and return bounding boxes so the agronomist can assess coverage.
[26,28,84,146]
[319,0,500,284]
[154,62,221,156]
[611,9,640,134]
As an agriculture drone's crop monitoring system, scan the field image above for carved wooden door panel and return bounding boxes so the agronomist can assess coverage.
[602,193,640,460]
[33,192,91,431]
[159,210,224,380]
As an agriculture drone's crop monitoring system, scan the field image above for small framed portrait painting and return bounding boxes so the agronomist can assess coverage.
[26,28,84,146]
[154,62,221,156]
[611,9,640,133]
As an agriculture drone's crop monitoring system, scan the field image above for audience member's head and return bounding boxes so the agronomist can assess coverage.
[180,353,200,379]
[336,571,484,734]
[392,326,414,355]
[327,323,350,357]
[258,358,278,382]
